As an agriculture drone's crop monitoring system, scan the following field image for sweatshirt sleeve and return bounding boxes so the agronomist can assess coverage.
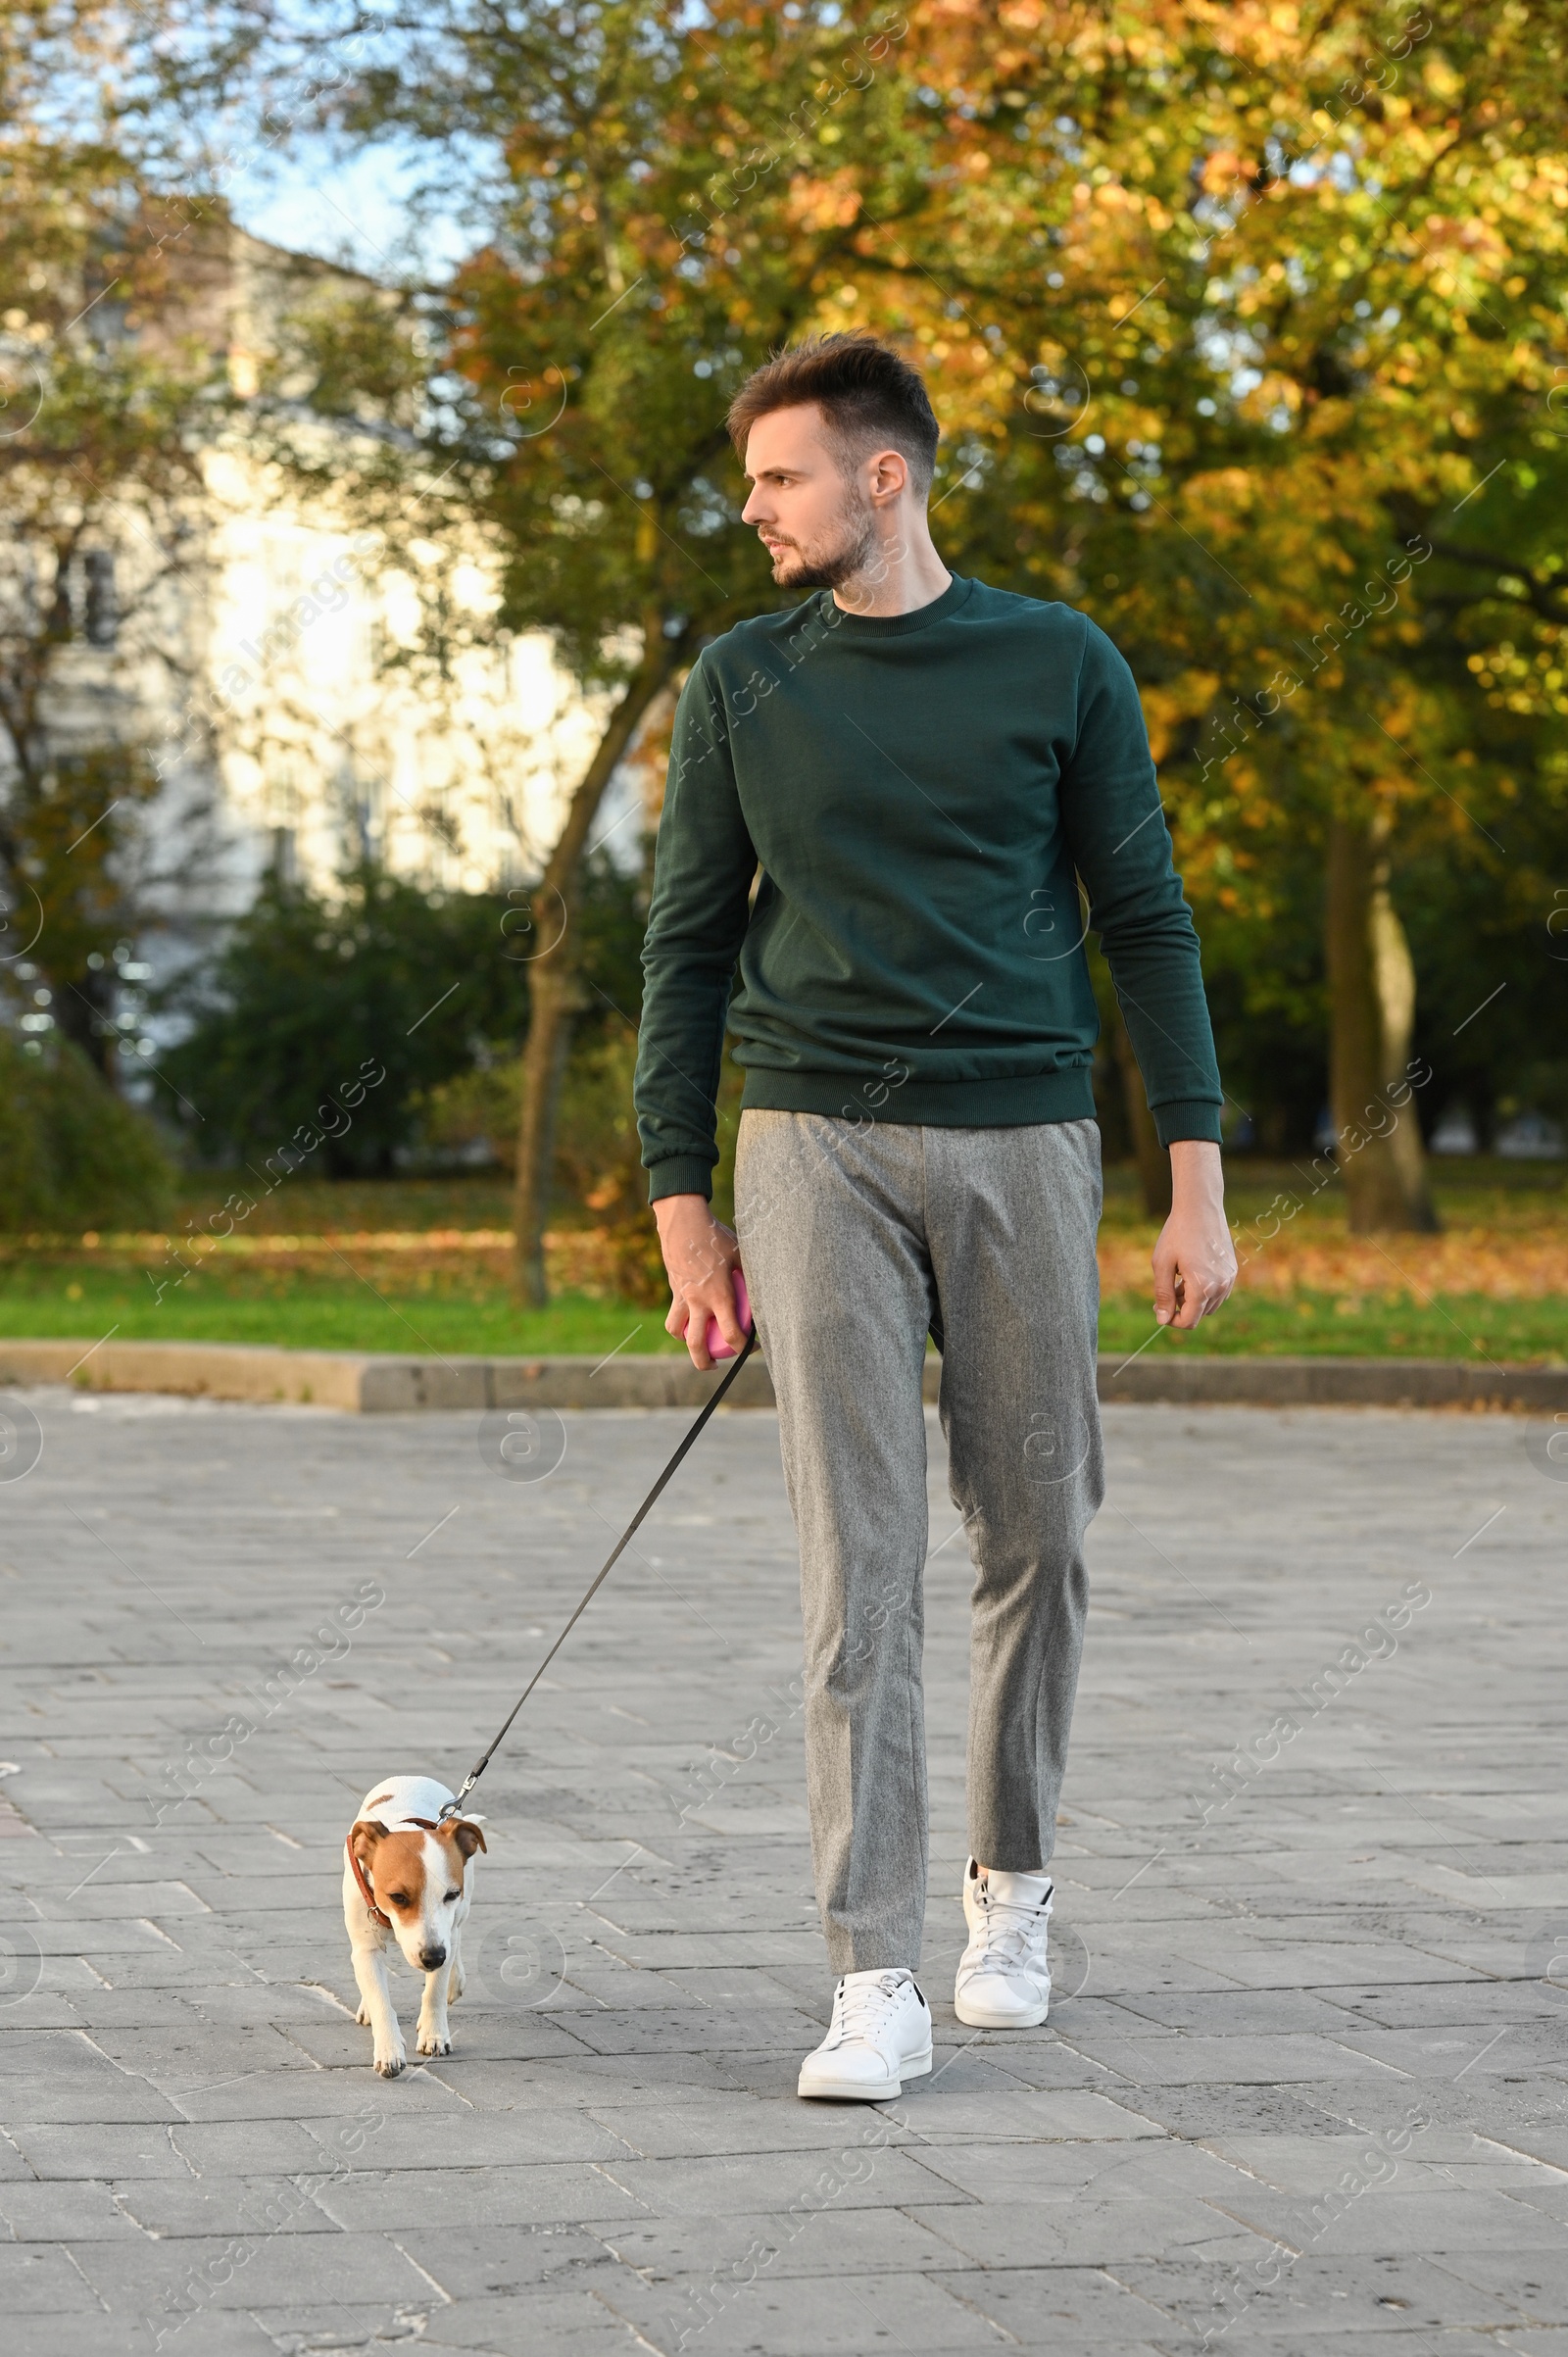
[634,655,758,1201]
[1058,619,1224,1147]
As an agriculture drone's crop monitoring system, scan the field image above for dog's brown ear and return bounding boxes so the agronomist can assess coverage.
[444,1818,486,1859]
[350,1818,389,1862]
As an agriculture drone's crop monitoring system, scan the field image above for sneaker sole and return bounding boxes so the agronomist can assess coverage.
[798,2042,933,2101]
[953,1992,1050,2029]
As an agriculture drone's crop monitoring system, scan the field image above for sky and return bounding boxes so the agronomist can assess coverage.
[225,135,472,281]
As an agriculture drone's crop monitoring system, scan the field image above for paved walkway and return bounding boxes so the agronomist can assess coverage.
[0,1387,1564,2354]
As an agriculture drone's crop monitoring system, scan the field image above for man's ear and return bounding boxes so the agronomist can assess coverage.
[350,1818,389,1862]
[445,1819,486,1860]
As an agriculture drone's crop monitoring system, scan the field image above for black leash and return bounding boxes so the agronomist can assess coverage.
[442,1324,760,1817]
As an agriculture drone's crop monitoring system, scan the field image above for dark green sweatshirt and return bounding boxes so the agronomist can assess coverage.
[635,572,1222,1201]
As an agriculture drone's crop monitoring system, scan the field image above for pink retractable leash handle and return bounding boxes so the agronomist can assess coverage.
[704,1270,753,1360]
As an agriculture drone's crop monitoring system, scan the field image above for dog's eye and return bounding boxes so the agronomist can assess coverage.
[444,1890,461,1903]
[386,1892,410,1908]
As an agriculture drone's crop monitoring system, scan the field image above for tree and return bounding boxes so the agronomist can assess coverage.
[154,0,1568,1250]
[0,133,226,1082]
[881,0,1568,1229]
[160,0,931,1296]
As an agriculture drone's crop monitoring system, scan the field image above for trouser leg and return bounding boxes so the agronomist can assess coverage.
[925,1120,1104,1873]
[734,1109,933,1973]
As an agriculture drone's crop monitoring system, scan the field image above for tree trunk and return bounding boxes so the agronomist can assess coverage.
[1111,1000,1172,1220]
[1324,813,1440,1234]
[48,966,116,1077]
[513,959,581,1302]
[512,632,679,1303]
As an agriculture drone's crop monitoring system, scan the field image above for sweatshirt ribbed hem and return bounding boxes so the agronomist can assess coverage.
[739,1066,1100,1129]
[1152,1098,1224,1147]
[647,1079,1223,1199]
[645,1152,718,1203]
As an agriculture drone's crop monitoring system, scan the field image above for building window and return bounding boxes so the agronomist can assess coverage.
[83,551,117,647]
[43,551,118,647]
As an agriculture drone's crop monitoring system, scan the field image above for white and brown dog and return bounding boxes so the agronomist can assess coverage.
[343,1776,486,2077]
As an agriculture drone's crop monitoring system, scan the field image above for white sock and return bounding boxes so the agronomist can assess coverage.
[984,1867,1052,1908]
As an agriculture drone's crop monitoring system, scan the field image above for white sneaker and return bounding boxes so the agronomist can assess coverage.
[954,1858,1054,2028]
[798,1968,933,2100]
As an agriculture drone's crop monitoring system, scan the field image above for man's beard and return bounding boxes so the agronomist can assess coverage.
[765,486,878,590]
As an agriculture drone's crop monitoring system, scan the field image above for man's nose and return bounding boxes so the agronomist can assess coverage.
[418,1941,447,1971]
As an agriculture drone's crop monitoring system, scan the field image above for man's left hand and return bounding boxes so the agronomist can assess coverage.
[1152,1140,1238,1331]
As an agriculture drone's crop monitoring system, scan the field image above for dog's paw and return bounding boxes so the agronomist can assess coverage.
[416,2029,452,2057]
[356,2004,372,2026]
[373,2046,407,2078]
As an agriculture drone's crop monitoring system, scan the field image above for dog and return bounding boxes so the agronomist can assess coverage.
[343,1776,486,2077]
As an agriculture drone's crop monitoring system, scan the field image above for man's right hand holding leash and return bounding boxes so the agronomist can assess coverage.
[656,1193,746,1369]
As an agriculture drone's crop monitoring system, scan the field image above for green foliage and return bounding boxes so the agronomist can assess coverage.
[0,1031,172,1232]
[136,2,1568,1171]
[413,1060,521,1171]
[163,855,650,1176]
[175,3,939,697]
[161,865,526,1175]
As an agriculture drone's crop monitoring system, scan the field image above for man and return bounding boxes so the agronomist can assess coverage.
[633,333,1236,2102]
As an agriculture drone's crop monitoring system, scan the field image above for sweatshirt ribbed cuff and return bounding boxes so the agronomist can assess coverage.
[1152,1099,1225,1149]
[646,1154,715,1204]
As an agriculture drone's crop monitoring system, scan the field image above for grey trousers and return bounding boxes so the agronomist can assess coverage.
[734,1110,1104,1973]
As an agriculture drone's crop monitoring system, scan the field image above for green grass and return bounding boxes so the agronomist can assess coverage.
[1101,1153,1568,1235]
[1097,1290,1565,1364]
[2,1156,1563,1361]
[2,1256,1562,1363]
[0,1258,685,1357]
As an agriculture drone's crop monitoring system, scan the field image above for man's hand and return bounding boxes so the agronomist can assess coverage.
[654,1193,747,1369]
[1152,1140,1238,1332]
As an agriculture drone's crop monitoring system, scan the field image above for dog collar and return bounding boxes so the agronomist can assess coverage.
[346,1834,392,1930]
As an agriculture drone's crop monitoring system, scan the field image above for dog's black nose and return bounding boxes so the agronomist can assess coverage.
[419,1944,448,1971]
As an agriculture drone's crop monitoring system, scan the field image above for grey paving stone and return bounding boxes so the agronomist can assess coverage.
[371,2286,649,2357]
[1321,1978,1568,2029]
[609,2260,1012,2356]
[7,2122,200,2181]
[69,2224,439,2313]
[0,2242,106,2310]
[583,2144,970,2222]
[314,2160,657,2230]
[587,2204,982,2283]
[166,2066,475,2122]
[1428,2245,1568,2318]
[1111,2248,1534,2338]
[929,2264,1183,2345]
[13,2314,276,2357]
[110,2170,358,2237]
[905,2193,1274,2270]
[0,2180,144,2239]
[0,1393,1564,2353]
[378,2223,627,2298]
[1054,2030,1414,2087]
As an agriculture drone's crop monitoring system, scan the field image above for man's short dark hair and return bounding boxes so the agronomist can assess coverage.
[727,333,940,496]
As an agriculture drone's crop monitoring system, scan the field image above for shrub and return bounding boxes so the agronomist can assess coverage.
[160,865,524,1176]
[0,1033,173,1232]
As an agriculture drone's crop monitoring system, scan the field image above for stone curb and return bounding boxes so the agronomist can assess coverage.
[0,1335,1563,1413]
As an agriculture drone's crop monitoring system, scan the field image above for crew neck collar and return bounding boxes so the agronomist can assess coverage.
[820,572,974,639]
